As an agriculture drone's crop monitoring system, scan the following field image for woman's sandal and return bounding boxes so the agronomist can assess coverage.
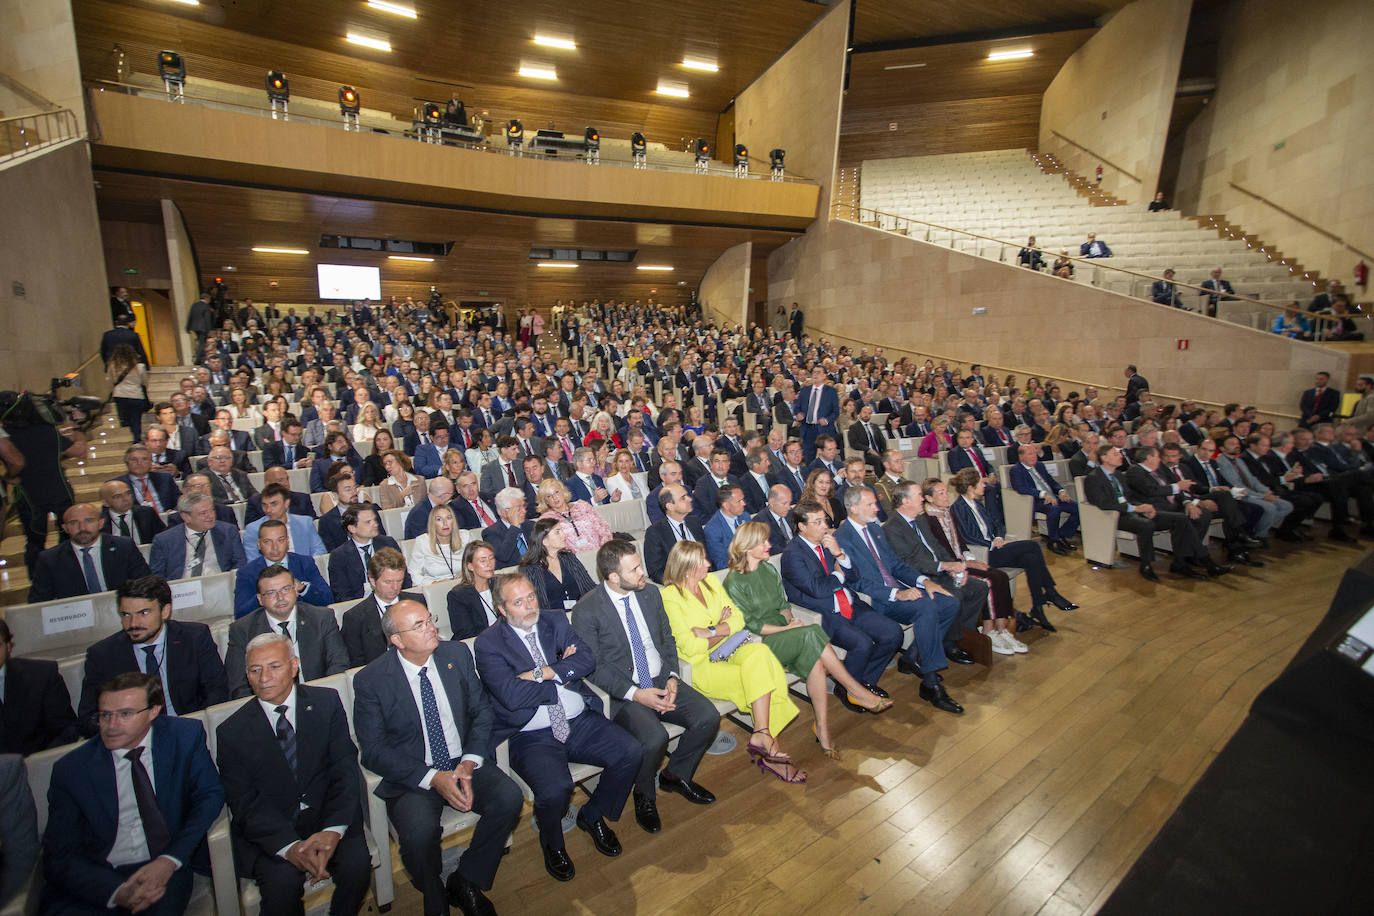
[812,723,841,761]
[756,755,808,783]
[748,728,793,763]
[858,695,894,714]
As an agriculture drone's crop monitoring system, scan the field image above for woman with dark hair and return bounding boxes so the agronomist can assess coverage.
[107,343,148,443]
[359,428,395,487]
[518,517,597,610]
[391,400,417,441]
[446,540,498,640]
[800,469,843,528]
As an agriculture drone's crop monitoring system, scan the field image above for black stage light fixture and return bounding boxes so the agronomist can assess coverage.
[422,102,443,126]
[733,143,749,168]
[693,138,710,162]
[265,70,290,103]
[769,147,786,180]
[584,127,600,151]
[506,118,524,149]
[630,131,647,168]
[157,50,185,83]
[338,85,360,115]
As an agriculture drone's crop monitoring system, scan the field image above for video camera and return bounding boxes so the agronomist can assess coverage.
[0,388,105,432]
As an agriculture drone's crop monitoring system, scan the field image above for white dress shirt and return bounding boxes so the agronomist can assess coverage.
[135,626,176,716]
[184,526,221,577]
[407,533,468,585]
[73,537,108,592]
[509,622,585,731]
[107,731,181,870]
[396,652,482,788]
[604,584,665,699]
[109,510,142,545]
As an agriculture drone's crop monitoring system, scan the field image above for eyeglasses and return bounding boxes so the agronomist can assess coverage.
[397,615,439,635]
[259,584,297,600]
[94,706,152,724]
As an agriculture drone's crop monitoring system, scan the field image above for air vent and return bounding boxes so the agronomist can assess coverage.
[320,235,454,256]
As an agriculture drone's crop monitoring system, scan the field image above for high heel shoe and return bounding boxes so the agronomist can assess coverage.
[812,723,841,761]
[748,729,792,763]
[756,755,807,783]
[857,693,894,714]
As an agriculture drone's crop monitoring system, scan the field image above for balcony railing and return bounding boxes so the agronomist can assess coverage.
[0,109,81,162]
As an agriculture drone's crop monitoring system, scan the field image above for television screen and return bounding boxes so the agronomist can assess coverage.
[316,264,381,300]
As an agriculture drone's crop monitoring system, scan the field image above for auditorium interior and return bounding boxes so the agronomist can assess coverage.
[1,0,1373,913]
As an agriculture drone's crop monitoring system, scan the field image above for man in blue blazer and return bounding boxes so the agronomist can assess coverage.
[148,493,246,581]
[28,503,152,603]
[117,444,181,514]
[947,429,1004,521]
[41,672,224,916]
[327,503,409,601]
[831,487,965,714]
[474,574,641,883]
[781,502,901,694]
[412,424,449,479]
[566,448,612,505]
[691,449,739,521]
[1008,445,1080,554]
[483,488,536,568]
[243,484,327,561]
[794,366,839,462]
[703,484,748,570]
[352,601,523,916]
[1080,233,1112,258]
[234,519,333,616]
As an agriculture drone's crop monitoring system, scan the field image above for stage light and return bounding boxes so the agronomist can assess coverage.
[416,102,443,142]
[769,148,786,180]
[681,58,718,72]
[987,49,1034,61]
[693,138,710,173]
[583,126,600,164]
[265,70,290,119]
[506,119,524,153]
[533,35,576,50]
[366,0,416,18]
[252,247,309,255]
[733,143,749,175]
[346,33,392,52]
[423,102,443,126]
[630,131,647,168]
[157,50,186,102]
[338,86,360,114]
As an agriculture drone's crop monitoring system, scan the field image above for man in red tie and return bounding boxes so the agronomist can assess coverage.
[455,471,498,529]
[948,429,1004,520]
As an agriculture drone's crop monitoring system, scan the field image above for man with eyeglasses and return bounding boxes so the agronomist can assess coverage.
[223,565,348,699]
[353,600,523,916]
[233,518,334,618]
[215,634,370,916]
[643,484,706,584]
[76,575,227,737]
[41,671,223,916]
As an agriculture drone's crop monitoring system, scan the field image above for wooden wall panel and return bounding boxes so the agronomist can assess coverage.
[839,94,1042,167]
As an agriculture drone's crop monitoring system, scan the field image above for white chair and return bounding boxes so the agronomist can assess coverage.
[379,507,408,542]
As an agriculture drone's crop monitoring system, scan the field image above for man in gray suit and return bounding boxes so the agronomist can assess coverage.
[0,754,38,907]
[204,446,259,503]
[570,539,719,835]
[478,436,526,505]
[223,564,349,698]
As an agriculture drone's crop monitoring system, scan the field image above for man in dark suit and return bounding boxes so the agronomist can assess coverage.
[781,501,901,695]
[1123,365,1150,404]
[833,487,964,714]
[1080,233,1112,258]
[1082,445,1163,580]
[148,492,246,581]
[788,302,804,339]
[216,634,370,915]
[738,448,773,515]
[755,484,795,555]
[794,367,839,462]
[244,467,317,524]
[117,445,182,515]
[99,479,166,547]
[196,410,257,456]
[328,504,409,602]
[77,575,228,735]
[691,449,739,521]
[311,433,365,493]
[204,446,258,504]
[453,472,498,531]
[483,488,536,568]
[570,540,718,835]
[1123,446,1230,578]
[1162,443,1263,564]
[234,519,333,617]
[474,574,641,883]
[1197,267,1236,316]
[405,477,454,540]
[1151,269,1184,308]
[643,485,706,584]
[28,503,152,603]
[768,439,810,501]
[352,600,523,916]
[223,564,348,698]
[41,672,224,916]
[1299,371,1341,428]
[0,618,79,755]
[99,312,147,368]
[847,404,887,473]
[566,448,612,505]
[1008,446,1080,554]
[341,548,424,668]
[260,419,313,472]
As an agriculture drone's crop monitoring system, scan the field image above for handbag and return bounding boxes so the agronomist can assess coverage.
[708,627,752,662]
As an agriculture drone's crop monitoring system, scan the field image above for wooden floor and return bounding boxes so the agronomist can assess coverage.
[2,416,1357,915]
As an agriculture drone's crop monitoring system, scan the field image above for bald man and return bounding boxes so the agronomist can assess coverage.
[28,504,152,602]
[99,479,167,546]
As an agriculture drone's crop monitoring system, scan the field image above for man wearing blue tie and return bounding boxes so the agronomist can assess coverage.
[1008,445,1081,554]
[483,488,537,568]
[703,484,749,570]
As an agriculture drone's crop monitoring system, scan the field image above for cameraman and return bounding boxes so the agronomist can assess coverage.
[6,399,88,575]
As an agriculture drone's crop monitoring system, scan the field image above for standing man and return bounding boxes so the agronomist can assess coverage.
[1299,371,1341,428]
[8,402,87,574]
[185,291,214,358]
[795,367,838,463]
[788,302,804,340]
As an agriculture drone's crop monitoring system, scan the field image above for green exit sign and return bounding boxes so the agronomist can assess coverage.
[122,267,139,275]
[1273,140,1286,151]
[479,291,489,296]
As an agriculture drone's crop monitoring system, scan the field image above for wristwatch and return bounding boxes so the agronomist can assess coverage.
[707,625,717,638]
[532,666,544,682]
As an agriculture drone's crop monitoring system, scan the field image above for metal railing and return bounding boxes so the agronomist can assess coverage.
[0,109,80,161]
[85,78,815,184]
[1047,131,1140,183]
[1228,182,1374,262]
[831,201,1366,340]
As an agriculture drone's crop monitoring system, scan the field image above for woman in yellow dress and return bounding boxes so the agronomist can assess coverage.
[660,540,805,784]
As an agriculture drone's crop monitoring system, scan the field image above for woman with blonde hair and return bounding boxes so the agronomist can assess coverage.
[536,478,613,554]
[378,449,425,509]
[351,402,384,445]
[723,522,891,759]
[408,503,467,585]
[917,415,954,457]
[660,540,805,784]
[440,447,467,486]
[605,448,648,502]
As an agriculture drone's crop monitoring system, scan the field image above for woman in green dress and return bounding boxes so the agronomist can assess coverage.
[722,522,893,760]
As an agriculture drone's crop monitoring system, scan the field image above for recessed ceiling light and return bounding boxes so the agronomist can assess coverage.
[533,35,576,51]
[636,265,673,271]
[681,58,718,72]
[166,0,200,5]
[656,81,689,98]
[365,0,415,17]
[346,33,392,52]
[388,255,434,262]
[537,261,579,269]
[883,62,927,70]
[519,64,558,80]
[987,49,1034,61]
[252,246,309,255]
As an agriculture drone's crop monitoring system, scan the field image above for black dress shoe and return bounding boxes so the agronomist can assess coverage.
[1169,563,1208,580]
[1057,538,1079,551]
[1274,528,1303,543]
[834,684,869,713]
[1139,563,1160,582]
[1203,562,1233,577]
[576,812,622,857]
[918,681,964,714]
[1239,536,1265,548]
[542,845,576,882]
[1029,605,1058,633]
[447,872,497,916]
[632,790,661,833]
[945,646,975,665]
[1014,611,1037,632]
[865,682,890,699]
[658,769,715,805]
[1047,592,1079,611]
[1227,551,1265,568]
[895,656,924,677]
[1047,540,1069,556]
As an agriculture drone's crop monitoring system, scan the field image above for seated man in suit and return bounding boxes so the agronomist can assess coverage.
[833,487,965,715]
[77,575,227,735]
[807,435,844,484]
[41,672,224,916]
[1123,446,1231,579]
[166,473,239,528]
[947,429,1003,522]
[216,633,370,916]
[0,751,37,905]
[755,484,795,555]
[474,574,641,883]
[1080,232,1112,258]
[234,518,334,617]
[29,503,152,603]
[1008,445,1080,555]
[1151,269,1184,308]
[412,423,450,480]
[195,408,256,456]
[643,484,706,584]
[143,427,189,479]
[99,479,166,548]
[1083,444,1167,582]
[453,471,499,531]
[1198,266,1236,316]
[566,447,613,505]
[244,467,318,524]
[149,492,246,581]
[739,448,773,515]
[570,539,719,835]
[327,503,409,602]
[224,564,349,698]
[1162,442,1264,566]
[406,476,454,539]
[703,484,749,571]
[478,436,526,506]
[1067,433,1102,478]
[341,547,424,667]
[311,432,364,493]
[352,600,523,916]
[203,445,258,505]
[243,483,327,561]
[117,444,181,515]
[767,439,810,503]
[691,448,738,521]
[645,459,682,525]
[781,501,902,698]
[0,618,79,755]
[483,487,536,568]
[261,418,315,473]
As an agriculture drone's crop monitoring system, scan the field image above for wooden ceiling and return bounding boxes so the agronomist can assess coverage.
[95,171,797,307]
[852,0,1124,46]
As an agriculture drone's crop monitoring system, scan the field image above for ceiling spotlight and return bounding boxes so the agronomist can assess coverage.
[656,81,689,98]
[519,64,557,80]
[987,49,1034,61]
[346,33,392,52]
[533,35,576,50]
[681,58,718,72]
[366,0,416,17]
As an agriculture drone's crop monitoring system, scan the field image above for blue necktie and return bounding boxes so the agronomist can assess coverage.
[623,596,653,689]
[275,704,297,774]
[80,547,101,593]
[516,530,528,554]
[418,666,452,770]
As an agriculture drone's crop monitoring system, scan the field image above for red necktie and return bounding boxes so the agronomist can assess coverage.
[561,437,574,460]
[815,545,853,619]
[139,477,157,508]
[504,463,516,486]
[970,448,986,475]
[473,500,494,526]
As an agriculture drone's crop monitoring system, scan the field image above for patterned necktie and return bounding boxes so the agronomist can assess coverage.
[275,704,297,774]
[139,477,158,510]
[417,666,453,770]
[125,747,170,858]
[523,632,570,742]
[220,474,241,501]
[474,500,493,526]
[815,545,852,618]
[188,532,206,577]
[622,597,653,689]
[81,547,102,593]
[505,463,516,486]
[861,527,898,588]
[117,513,132,539]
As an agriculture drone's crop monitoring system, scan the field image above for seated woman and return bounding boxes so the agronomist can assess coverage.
[1053,251,1074,279]
[947,469,1077,634]
[391,400,418,441]
[517,517,596,610]
[590,438,616,479]
[408,503,467,585]
[917,416,953,457]
[582,410,623,449]
[360,428,395,487]
[660,540,805,784]
[465,426,498,477]
[605,448,648,502]
[800,469,843,529]
[723,522,891,759]
[536,478,614,554]
[1040,423,1078,462]
[446,539,498,640]
[682,405,707,437]
[378,449,425,509]
[352,402,385,446]
[884,412,907,441]
[438,447,467,487]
